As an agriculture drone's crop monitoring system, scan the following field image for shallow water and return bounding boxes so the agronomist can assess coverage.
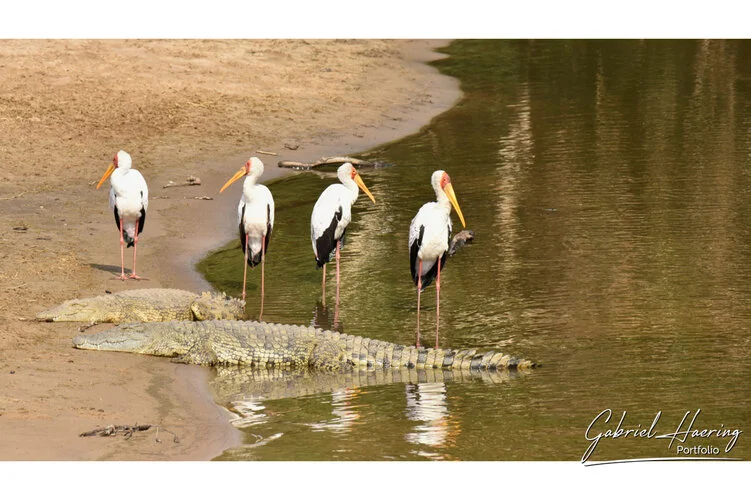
[200,40,751,461]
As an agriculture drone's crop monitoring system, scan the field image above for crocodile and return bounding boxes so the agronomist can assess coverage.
[37,288,245,323]
[73,319,538,372]
[38,229,473,325]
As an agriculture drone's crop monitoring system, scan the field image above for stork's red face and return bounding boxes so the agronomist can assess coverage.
[439,171,466,228]
[440,172,451,190]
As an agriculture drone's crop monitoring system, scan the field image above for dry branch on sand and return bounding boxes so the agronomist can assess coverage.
[80,424,152,439]
[162,176,202,188]
[79,424,180,443]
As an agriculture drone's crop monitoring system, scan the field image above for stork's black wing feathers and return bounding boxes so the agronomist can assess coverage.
[315,206,342,268]
[263,203,272,257]
[410,224,424,286]
[239,204,247,254]
[138,191,146,235]
[113,205,121,231]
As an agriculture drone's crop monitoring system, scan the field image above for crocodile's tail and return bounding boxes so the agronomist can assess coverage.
[319,331,539,372]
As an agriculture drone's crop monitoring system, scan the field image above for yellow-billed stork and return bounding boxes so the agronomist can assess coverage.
[409,170,466,348]
[220,157,275,315]
[310,162,376,305]
[96,150,149,281]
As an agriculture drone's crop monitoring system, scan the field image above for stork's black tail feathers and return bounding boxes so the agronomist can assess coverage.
[242,232,272,269]
[411,253,447,291]
[114,207,145,249]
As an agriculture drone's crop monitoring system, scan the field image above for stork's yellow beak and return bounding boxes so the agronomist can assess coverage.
[354,173,376,204]
[96,163,116,190]
[220,168,246,193]
[443,182,466,228]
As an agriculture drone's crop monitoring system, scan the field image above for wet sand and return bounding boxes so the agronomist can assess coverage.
[0,39,460,460]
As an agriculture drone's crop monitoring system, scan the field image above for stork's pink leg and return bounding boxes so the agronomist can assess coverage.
[322,263,326,306]
[128,220,143,280]
[259,236,265,320]
[333,300,340,331]
[335,240,341,306]
[117,219,127,280]
[435,258,441,349]
[242,233,249,303]
[416,259,422,348]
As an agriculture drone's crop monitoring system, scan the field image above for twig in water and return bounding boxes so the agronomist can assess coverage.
[278,156,378,170]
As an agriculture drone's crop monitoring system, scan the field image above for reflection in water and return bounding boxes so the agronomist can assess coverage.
[229,399,269,429]
[306,388,361,434]
[405,382,459,459]
[204,40,751,461]
[211,365,524,405]
[211,365,524,460]
[311,300,342,332]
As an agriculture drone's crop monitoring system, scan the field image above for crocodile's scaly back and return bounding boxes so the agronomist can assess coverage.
[190,292,246,320]
[36,289,245,323]
[73,320,539,372]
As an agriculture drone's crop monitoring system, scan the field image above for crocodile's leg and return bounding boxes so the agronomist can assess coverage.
[129,220,143,280]
[435,256,441,349]
[416,259,422,348]
[117,218,127,281]
[242,233,249,303]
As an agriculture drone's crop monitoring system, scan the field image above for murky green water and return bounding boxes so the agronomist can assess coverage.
[200,40,751,461]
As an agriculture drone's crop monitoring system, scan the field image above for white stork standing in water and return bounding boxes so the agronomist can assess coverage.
[96,150,149,281]
[310,162,376,306]
[409,170,466,348]
[220,157,275,316]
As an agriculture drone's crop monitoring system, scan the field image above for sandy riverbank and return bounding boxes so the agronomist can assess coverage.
[0,39,461,460]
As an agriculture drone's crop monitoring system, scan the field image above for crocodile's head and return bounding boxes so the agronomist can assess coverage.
[73,323,156,354]
[36,299,102,322]
[190,292,245,320]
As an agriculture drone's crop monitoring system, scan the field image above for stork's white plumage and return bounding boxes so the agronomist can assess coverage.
[310,162,376,305]
[96,150,149,281]
[220,157,275,315]
[409,170,466,348]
